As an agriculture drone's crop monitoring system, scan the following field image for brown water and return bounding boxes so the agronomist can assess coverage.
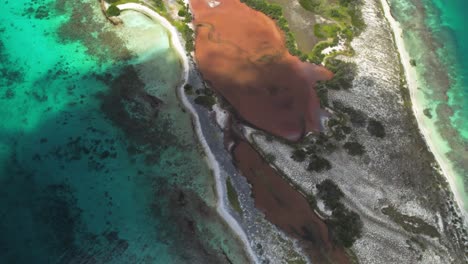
[191,0,332,141]
[233,140,349,263]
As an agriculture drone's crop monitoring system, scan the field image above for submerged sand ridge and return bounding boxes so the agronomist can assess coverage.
[191,0,332,141]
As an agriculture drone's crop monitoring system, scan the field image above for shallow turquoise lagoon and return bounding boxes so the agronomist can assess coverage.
[0,0,246,263]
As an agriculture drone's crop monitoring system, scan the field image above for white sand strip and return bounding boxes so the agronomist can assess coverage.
[379,0,467,224]
[116,3,259,262]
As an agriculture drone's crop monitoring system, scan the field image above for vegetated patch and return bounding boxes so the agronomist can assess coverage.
[264,153,276,163]
[316,179,363,248]
[367,118,385,138]
[299,0,321,12]
[381,205,440,238]
[194,95,216,110]
[307,154,331,172]
[316,179,343,210]
[322,59,357,90]
[316,60,357,107]
[183,84,193,95]
[343,141,365,156]
[226,177,242,215]
[194,87,216,110]
[106,5,121,17]
[291,149,307,162]
[332,101,367,127]
[410,59,417,67]
[314,23,341,39]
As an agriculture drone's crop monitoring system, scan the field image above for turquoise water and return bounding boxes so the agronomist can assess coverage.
[0,0,247,262]
[388,0,468,211]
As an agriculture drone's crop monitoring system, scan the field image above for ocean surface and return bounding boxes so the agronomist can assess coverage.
[388,0,468,212]
[0,0,247,263]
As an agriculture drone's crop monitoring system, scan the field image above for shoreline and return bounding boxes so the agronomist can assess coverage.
[378,0,467,224]
[115,3,258,263]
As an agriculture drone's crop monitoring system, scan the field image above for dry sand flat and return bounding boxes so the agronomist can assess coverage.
[190,0,332,141]
[233,140,349,263]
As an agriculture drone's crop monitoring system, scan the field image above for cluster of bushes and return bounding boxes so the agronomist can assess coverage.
[319,58,357,90]
[316,179,363,248]
[176,23,194,52]
[290,134,334,172]
[194,87,216,110]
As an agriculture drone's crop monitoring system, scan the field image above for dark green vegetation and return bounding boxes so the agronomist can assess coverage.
[289,133,334,172]
[367,118,386,138]
[291,149,307,162]
[183,84,194,95]
[106,5,121,17]
[194,87,216,110]
[174,0,194,52]
[194,96,216,110]
[316,58,357,107]
[298,0,365,63]
[264,153,277,163]
[307,154,331,172]
[226,178,243,215]
[316,180,363,248]
[382,206,440,238]
[343,141,365,156]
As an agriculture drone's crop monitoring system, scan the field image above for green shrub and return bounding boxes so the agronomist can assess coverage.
[307,155,331,172]
[106,5,121,17]
[316,179,344,210]
[343,141,365,156]
[316,179,363,248]
[291,149,307,162]
[367,118,385,138]
[299,0,321,12]
[264,153,276,163]
[328,207,363,247]
[184,84,193,95]
[178,9,187,17]
[194,95,216,110]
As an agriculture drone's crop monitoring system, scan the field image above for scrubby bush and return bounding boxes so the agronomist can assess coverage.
[316,179,344,210]
[178,9,187,17]
[291,149,307,162]
[316,179,363,247]
[307,155,331,172]
[299,0,321,12]
[106,5,120,17]
[328,207,363,247]
[367,118,385,138]
[343,141,365,156]
[194,95,216,110]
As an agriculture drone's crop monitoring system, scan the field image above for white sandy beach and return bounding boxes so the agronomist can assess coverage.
[115,3,259,263]
[378,0,467,225]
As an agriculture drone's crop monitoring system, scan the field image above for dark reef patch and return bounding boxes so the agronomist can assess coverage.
[55,1,132,61]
